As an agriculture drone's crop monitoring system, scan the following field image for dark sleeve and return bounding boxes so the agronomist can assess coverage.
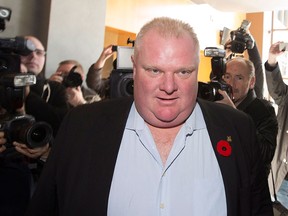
[248,42,264,99]
[251,100,278,175]
[86,64,109,98]
[265,61,288,106]
[25,82,69,136]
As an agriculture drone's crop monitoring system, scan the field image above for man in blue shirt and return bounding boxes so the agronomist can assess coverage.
[26,17,273,216]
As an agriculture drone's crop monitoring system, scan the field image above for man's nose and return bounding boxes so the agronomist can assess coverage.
[160,73,177,94]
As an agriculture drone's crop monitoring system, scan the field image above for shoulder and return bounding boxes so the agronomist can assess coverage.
[248,98,276,115]
[67,96,133,121]
[197,98,254,133]
[198,98,250,121]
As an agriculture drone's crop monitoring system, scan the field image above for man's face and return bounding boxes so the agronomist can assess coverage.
[223,60,255,104]
[20,36,46,75]
[132,30,199,128]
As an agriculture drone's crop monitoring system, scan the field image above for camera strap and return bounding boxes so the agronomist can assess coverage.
[41,83,51,102]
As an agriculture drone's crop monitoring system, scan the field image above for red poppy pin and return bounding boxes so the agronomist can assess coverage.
[216,139,232,157]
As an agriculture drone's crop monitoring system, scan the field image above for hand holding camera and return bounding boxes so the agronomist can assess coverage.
[197,47,233,101]
[228,20,255,54]
[13,141,49,159]
[215,89,236,108]
[49,72,64,83]
[267,41,285,66]
[66,86,86,107]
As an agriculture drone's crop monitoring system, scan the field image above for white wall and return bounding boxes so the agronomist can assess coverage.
[45,0,106,78]
[105,0,245,50]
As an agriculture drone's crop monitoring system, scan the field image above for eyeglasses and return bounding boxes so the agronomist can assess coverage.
[33,49,46,57]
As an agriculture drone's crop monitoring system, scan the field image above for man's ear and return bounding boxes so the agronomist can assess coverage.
[249,76,256,89]
[131,55,136,79]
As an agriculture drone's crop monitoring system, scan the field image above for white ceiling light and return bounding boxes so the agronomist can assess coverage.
[190,0,288,12]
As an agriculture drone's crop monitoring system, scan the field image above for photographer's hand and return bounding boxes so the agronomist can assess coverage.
[216,89,236,109]
[93,44,114,70]
[0,131,7,153]
[268,41,284,66]
[49,72,64,83]
[66,86,86,107]
[13,141,50,159]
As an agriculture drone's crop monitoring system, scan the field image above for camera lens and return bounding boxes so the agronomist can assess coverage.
[124,79,134,96]
[26,122,53,148]
[198,82,217,101]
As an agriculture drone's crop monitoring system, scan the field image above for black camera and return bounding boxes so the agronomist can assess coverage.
[197,47,233,101]
[0,114,52,149]
[109,45,134,98]
[109,69,133,98]
[62,65,83,88]
[0,8,53,149]
[230,20,254,54]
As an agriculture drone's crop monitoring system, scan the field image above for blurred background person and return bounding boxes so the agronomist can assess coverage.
[49,59,101,107]
[21,36,69,137]
[0,35,69,215]
[265,41,288,209]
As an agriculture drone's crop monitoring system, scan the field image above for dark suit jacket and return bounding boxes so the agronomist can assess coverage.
[26,97,273,216]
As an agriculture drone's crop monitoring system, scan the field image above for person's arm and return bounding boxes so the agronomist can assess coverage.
[265,41,288,106]
[254,100,278,176]
[248,42,264,99]
[86,45,114,98]
[215,89,237,108]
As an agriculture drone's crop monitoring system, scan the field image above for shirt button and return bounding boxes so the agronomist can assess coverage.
[160,203,165,209]
[283,158,288,164]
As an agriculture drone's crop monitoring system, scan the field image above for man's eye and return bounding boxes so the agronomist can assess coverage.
[178,70,192,78]
[235,76,243,81]
[151,69,159,74]
[223,75,230,79]
[145,68,160,75]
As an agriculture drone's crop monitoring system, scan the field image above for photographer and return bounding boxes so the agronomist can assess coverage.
[225,38,264,99]
[217,57,278,177]
[0,104,50,216]
[49,60,101,107]
[21,36,69,137]
[265,41,288,208]
[1,36,69,215]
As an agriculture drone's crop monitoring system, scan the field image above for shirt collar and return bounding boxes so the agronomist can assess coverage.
[126,102,206,134]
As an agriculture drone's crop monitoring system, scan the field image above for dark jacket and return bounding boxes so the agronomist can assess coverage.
[237,89,278,176]
[26,97,273,216]
[25,77,69,137]
[265,62,288,194]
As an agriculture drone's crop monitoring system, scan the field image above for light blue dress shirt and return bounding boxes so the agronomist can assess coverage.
[108,102,227,216]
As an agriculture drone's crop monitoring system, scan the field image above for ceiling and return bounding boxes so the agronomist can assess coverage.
[190,0,288,13]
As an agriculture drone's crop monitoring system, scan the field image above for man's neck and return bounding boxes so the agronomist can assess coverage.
[147,124,182,165]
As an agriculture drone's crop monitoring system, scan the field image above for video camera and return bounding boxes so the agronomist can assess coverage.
[198,47,233,101]
[109,45,134,98]
[229,20,254,53]
[0,7,52,149]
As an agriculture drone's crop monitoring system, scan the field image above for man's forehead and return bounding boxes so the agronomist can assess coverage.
[26,36,44,50]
